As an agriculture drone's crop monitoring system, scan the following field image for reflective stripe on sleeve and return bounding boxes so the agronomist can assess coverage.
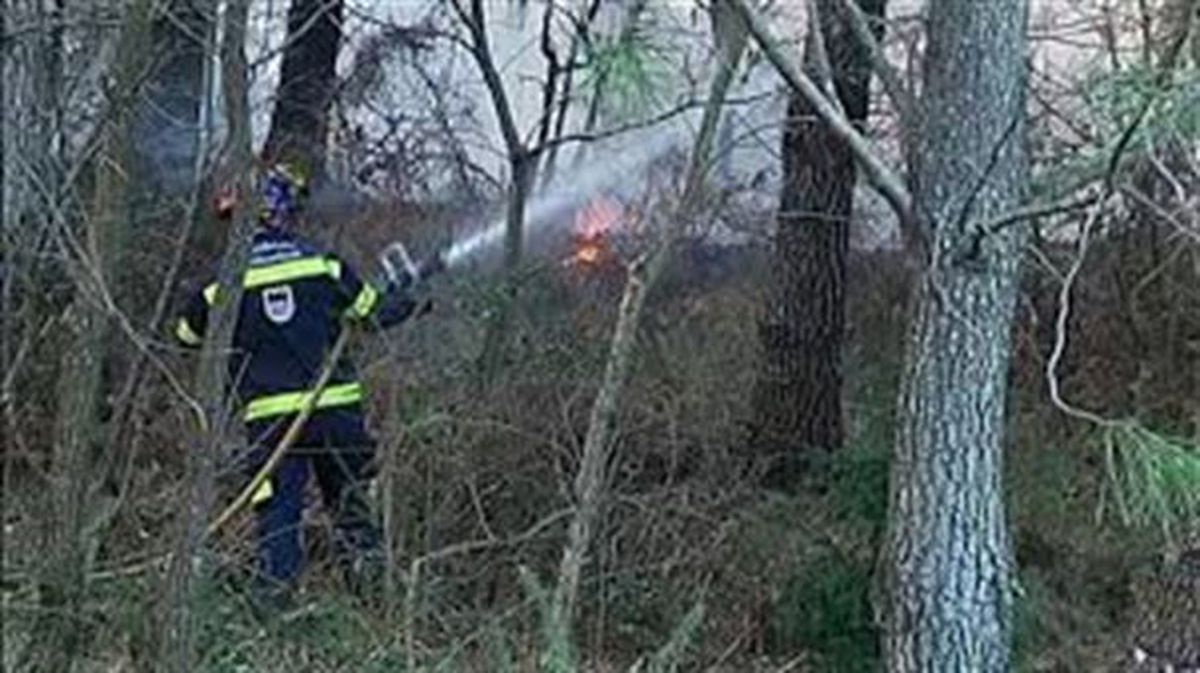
[346,284,379,319]
[250,478,274,505]
[203,283,219,305]
[175,318,203,346]
[243,382,364,421]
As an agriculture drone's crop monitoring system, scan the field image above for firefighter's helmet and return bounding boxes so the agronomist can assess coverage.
[259,161,310,228]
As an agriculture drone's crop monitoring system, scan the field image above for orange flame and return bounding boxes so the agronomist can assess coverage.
[570,195,623,267]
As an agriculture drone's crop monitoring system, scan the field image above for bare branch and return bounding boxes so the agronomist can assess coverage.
[457,0,525,156]
[533,92,772,155]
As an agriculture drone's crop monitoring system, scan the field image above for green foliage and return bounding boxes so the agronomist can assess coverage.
[641,595,706,673]
[581,22,671,122]
[1011,571,1053,673]
[767,549,880,672]
[517,565,576,673]
[1102,420,1200,541]
[1033,64,1200,213]
[1084,64,1200,145]
[830,432,890,537]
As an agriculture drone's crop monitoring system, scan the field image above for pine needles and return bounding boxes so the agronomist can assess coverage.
[1102,420,1200,542]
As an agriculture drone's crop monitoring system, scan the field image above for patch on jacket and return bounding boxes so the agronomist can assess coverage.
[262,285,296,324]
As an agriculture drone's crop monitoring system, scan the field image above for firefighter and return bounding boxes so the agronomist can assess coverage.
[174,162,439,607]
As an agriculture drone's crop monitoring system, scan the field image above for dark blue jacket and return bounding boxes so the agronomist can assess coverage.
[175,228,416,449]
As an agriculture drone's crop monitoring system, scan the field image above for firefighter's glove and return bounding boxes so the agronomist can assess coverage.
[416,253,446,282]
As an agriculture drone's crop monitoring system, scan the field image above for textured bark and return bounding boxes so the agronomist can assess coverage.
[751,0,886,484]
[262,0,343,177]
[882,0,1030,670]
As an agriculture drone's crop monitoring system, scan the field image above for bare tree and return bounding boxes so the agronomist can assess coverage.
[451,0,541,382]
[550,0,748,648]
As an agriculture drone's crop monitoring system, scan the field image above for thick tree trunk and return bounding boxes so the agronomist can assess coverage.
[751,0,885,484]
[882,0,1030,669]
[263,0,343,177]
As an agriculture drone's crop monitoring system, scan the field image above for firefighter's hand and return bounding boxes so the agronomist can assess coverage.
[213,186,238,220]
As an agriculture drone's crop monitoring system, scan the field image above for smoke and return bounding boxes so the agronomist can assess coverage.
[442,126,688,268]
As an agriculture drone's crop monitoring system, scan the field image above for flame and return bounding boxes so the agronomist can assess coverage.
[570,195,623,267]
[575,243,603,265]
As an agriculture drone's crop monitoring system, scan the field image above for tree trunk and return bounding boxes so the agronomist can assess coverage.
[161,1,253,667]
[262,0,343,178]
[751,0,886,486]
[477,150,534,382]
[24,1,152,668]
[550,0,747,636]
[882,0,1030,669]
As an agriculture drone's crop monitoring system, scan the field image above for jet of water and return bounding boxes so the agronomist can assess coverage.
[441,128,684,269]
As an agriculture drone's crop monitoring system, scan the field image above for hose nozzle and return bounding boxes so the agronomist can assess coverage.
[380,241,446,288]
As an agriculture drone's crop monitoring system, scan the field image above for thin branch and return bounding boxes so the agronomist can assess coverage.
[533,92,772,155]
[727,0,913,223]
[457,0,525,156]
[1042,0,1198,428]
[1045,197,1120,427]
[977,192,1101,236]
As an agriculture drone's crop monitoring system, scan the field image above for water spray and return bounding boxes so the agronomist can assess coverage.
[436,128,685,271]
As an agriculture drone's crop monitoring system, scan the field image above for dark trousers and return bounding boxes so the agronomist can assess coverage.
[250,446,380,587]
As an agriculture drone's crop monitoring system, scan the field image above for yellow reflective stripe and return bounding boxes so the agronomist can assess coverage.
[175,318,203,346]
[243,382,364,421]
[250,478,274,505]
[346,285,379,319]
[198,257,342,303]
[243,256,339,289]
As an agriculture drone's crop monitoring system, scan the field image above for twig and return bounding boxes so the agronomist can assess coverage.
[533,92,772,155]
[977,192,1101,236]
[1044,196,1120,427]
